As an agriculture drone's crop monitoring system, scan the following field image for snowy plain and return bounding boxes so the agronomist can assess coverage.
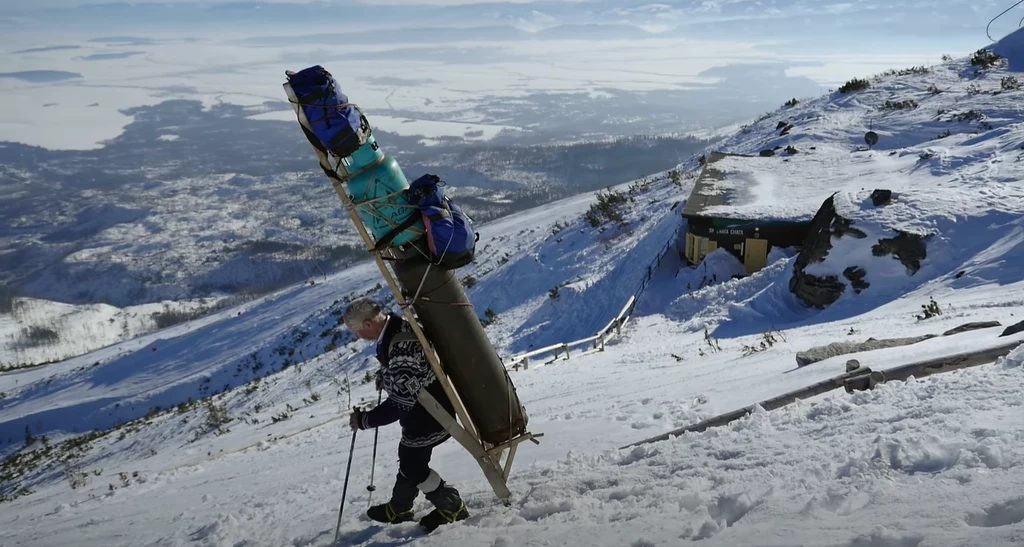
[3,29,1024,547]
[0,17,957,151]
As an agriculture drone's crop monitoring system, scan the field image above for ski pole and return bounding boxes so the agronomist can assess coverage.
[366,391,382,505]
[333,424,358,544]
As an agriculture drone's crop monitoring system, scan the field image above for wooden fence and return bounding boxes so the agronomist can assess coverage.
[504,216,686,371]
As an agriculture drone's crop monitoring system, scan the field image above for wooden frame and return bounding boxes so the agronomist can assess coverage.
[284,81,537,505]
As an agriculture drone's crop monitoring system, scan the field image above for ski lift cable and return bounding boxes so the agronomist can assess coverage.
[987,0,1024,42]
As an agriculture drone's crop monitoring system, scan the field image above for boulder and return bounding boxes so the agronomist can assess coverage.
[942,321,1002,336]
[872,231,928,274]
[759,149,776,157]
[795,335,937,367]
[870,189,893,206]
[789,195,864,308]
[843,266,869,293]
[790,191,929,309]
[1001,319,1024,337]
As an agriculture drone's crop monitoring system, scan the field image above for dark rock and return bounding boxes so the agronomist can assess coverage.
[780,123,795,136]
[942,321,1002,336]
[870,189,893,206]
[955,270,966,279]
[810,146,817,150]
[1001,319,1024,337]
[790,195,856,308]
[785,145,799,155]
[871,231,928,274]
[843,266,869,293]
[759,149,776,157]
[789,271,845,309]
[832,216,867,239]
[776,121,788,130]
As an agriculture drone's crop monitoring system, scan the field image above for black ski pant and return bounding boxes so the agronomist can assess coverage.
[390,443,462,512]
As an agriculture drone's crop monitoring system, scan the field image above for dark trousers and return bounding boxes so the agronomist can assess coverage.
[390,443,462,512]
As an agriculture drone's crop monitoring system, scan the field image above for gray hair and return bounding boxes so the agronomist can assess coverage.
[342,297,385,331]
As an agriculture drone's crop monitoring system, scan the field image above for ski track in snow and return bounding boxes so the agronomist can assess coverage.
[5,34,1024,547]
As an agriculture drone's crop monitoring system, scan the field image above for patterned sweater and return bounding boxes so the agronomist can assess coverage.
[359,314,455,448]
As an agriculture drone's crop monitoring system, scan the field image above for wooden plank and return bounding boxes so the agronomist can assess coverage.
[876,340,1022,383]
[484,432,541,457]
[417,389,512,504]
[502,444,518,481]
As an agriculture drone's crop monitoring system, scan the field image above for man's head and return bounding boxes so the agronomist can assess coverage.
[342,298,388,340]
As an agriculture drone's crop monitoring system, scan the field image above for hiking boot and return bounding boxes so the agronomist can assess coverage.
[366,502,414,524]
[419,503,469,533]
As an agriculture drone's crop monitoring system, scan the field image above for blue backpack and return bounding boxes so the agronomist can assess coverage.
[408,174,478,269]
[285,65,368,158]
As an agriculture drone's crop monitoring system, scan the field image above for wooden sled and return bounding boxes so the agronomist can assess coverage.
[283,78,539,505]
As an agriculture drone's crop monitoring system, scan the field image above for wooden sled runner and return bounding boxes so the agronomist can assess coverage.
[282,72,540,505]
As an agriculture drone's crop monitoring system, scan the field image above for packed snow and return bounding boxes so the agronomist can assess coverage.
[3,30,1024,547]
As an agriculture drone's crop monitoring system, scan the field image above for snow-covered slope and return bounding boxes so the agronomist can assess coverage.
[3,32,1024,547]
[0,296,228,369]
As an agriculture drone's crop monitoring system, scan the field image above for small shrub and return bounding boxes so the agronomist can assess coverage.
[1001,76,1021,91]
[271,411,291,423]
[461,275,477,288]
[838,78,871,93]
[703,327,722,354]
[949,110,984,123]
[881,99,918,110]
[303,380,320,403]
[966,83,982,96]
[740,328,788,357]
[941,54,953,62]
[915,297,942,321]
[936,129,952,139]
[927,84,942,95]
[970,49,1002,69]
[879,66,930,78]
[784,98,800,108]
[150,304,208,329]
[480,308,498,327]
[548,286,560,300]
[627,178,652,195]
[65,460,88,490]
[585,188,629,228]
[205,400,231,431]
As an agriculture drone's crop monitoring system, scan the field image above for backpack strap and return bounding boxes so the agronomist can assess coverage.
[371,210,422,253]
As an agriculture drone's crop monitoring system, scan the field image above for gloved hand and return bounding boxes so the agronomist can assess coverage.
[349,408,365,431]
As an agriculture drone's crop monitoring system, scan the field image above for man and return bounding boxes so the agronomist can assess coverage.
[343,298,469,532]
